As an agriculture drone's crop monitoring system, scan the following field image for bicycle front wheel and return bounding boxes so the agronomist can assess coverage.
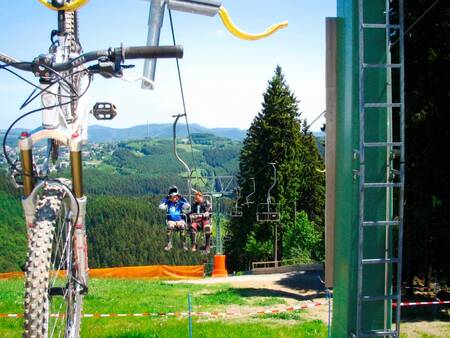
[24,184,83,338]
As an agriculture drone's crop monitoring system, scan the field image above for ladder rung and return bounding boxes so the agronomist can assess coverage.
[361,258,399,265]
[364,103,402,108]
[360,330,398,337]
[363,295,398,302]
[362,220,400,227]
[362,63,401,69]
[364,142,402,147]
[362,23,401,29]
[364,183,402,188]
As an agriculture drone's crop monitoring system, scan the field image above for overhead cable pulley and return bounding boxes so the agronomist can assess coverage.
[141,0,288,89]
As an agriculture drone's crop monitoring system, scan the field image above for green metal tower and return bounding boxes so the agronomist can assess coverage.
[332,0,405,336]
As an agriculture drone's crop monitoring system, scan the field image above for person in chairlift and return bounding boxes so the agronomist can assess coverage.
[159,186,190,251]
[189,191,212,253]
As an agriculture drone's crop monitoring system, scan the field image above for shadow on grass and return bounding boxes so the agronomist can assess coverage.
[401,305,450,323]
[276,270,326,293]
[231,287,325,302]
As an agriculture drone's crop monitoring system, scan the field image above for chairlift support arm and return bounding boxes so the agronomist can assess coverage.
[243,177,256,206]
[267,163,277,205]
[172,114,195,197]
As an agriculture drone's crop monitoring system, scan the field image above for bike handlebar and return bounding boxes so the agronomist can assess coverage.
[0,45,183,74]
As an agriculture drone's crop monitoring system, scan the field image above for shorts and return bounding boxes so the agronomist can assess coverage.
[167,220,186,231]
[190,219,211,232]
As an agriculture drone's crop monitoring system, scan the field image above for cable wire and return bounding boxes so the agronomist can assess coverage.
[0,63,79,103]
[168,9,208,190]
[1,71,92,173]
[306,110,326,130]
[391,0,441,47]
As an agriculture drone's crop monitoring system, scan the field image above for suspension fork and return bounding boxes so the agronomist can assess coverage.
[69,138,88,287]
[19,133,34,198]
[19,134,36,240]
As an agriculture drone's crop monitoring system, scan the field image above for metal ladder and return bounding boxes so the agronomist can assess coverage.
[356,0,405,336]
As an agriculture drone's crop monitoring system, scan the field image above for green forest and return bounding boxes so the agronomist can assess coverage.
[226,66,325,271]
[0,134,242,272]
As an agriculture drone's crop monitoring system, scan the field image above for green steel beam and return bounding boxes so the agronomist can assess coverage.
[332,0,393,336]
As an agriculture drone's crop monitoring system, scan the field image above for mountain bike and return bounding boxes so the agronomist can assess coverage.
[0,1,182,337]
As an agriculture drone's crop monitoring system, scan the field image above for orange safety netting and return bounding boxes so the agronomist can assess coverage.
[0,265,204,280]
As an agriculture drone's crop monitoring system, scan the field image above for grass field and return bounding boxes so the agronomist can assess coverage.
[0,278,327,337]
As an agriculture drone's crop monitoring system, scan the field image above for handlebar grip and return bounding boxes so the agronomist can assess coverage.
[123,45,183,60]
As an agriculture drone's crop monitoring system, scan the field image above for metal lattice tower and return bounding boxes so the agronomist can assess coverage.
[355,0,405,336]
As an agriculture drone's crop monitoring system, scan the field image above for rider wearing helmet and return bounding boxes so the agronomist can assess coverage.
[159,186,190,251]
[189,191,212,253]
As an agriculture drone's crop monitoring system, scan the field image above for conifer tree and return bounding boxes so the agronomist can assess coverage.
[226,66,325,271]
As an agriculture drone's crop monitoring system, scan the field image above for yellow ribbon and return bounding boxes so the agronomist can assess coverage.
[218,7,288,41]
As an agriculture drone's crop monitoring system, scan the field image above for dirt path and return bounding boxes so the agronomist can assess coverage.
[169,271,450,337]
[170,270,330,322]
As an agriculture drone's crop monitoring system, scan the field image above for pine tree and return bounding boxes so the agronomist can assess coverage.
[226,66,325,271]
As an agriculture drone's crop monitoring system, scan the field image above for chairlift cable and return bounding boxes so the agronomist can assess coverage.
[168,9,207,190]
[306,110,326,130]
[391,0,441,47]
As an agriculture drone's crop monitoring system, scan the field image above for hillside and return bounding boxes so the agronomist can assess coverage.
[0,134,241,272]
[83,133,241,195]
[88,123,247,143]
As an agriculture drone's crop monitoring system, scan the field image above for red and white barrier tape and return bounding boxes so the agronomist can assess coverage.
[0,302,325,319]
[2,300,449,319]
[393,300,450,307]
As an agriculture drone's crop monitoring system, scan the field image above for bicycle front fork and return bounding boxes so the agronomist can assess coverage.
[19,131,89,287]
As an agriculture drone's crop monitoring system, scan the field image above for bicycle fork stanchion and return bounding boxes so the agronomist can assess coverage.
[18,134,36,239]
[19,133,34,198]
[70,137,89,287]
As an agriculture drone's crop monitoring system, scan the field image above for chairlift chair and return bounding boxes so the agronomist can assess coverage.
[241,178,256,208]
[255,163,280,222]
[256,202,280,222]
[230,204,243,217]
[230,187,243,217]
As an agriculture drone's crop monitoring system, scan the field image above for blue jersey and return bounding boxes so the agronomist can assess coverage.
[159,197,190,221]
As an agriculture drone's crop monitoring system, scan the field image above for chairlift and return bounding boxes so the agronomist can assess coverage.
[242,178,256,208]
[172,114,195,201]
[230,187,243,217]
[256,163,280,222]
[256,202,280,222]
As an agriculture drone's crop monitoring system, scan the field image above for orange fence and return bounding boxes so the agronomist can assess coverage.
[0,265,204,280]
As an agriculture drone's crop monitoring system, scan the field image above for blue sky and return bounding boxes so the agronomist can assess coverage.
[0,0,336,131]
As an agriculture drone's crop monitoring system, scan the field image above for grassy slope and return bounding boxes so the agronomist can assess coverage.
[1,279,448,337]
[0,278,326,338]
